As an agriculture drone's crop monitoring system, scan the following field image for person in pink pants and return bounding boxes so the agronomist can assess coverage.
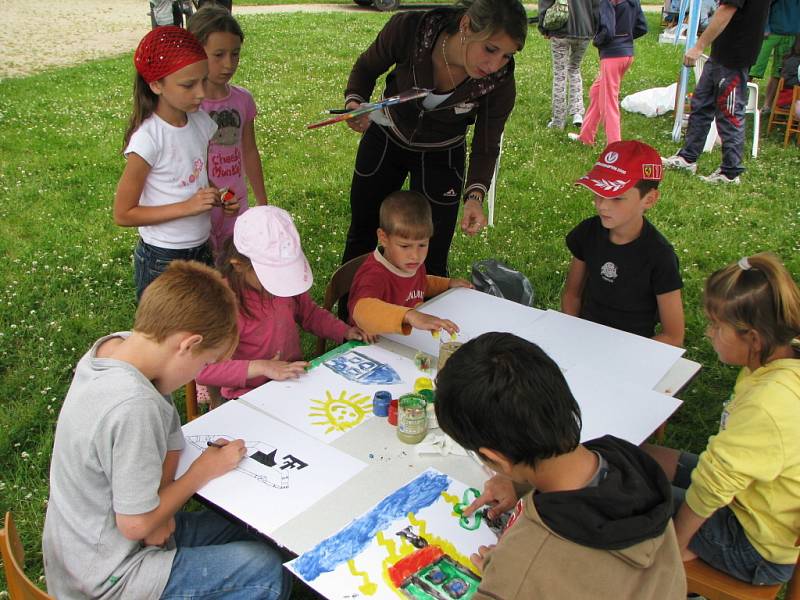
[570,0,647,145]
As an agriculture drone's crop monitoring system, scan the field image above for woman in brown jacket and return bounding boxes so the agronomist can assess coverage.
[341,0,528,276]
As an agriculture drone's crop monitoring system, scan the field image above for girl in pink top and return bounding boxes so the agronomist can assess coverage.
[197,206,368,401]
[188,6,269,253]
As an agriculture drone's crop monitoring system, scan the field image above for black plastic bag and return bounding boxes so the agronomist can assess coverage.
[471,259,535,307]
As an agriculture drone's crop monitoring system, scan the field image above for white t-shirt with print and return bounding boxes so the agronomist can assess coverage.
[125,111,217,249]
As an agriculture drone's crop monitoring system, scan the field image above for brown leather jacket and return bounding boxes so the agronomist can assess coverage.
[345,8,517,198]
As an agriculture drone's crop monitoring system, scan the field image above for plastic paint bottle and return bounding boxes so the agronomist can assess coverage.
[397,393,428,444]
[413,377,434,393]
[372,390,392,417]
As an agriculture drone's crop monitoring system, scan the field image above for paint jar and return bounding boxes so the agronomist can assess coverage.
[437,341,463,372]
[372,391,392,417]
[397,393,428,444]
[388,399,399,426]
[419,388,438,429]
[413,377,434,393]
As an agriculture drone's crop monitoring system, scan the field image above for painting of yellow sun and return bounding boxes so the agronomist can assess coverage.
[308,390,373,434]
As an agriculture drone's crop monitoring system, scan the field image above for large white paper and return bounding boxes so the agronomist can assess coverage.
[242,344,429,442]
[517,310,685,389]
[567,363,683,445]
[383,288,546,357]
[176,400,366,535]
[287,469,499,600]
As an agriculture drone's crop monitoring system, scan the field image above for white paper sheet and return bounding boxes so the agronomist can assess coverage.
[383,288,546,357]
[176,400,366,535]
[287,468,500,600]
[566,363,683,445]
[517,310,685,389]
[241,344,430,442]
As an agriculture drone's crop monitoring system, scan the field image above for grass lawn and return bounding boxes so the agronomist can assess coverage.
[1,9,798,595]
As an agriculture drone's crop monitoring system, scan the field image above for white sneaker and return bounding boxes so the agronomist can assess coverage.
[567,132,581,142]
[661,153,698,174]
[698,169,740,184]
[572,113,583,126]
[547,120,564,130]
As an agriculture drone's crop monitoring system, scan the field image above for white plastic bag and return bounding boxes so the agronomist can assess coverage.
[621,83,678,118]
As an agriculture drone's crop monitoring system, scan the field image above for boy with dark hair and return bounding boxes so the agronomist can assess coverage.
[435,332,686,599]
[42,261,289,600]
[347,190,471,335]
[562,140,685,347]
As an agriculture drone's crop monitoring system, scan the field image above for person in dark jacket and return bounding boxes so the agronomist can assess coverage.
[340,0,527,277]
[569,0,647,145]
[538,0,600,129]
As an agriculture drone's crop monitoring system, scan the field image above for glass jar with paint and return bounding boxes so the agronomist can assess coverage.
[437,341,463,372]
[397,393,428,444]
[419,388,438,429]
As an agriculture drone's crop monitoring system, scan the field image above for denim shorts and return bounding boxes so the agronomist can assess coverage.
[673,451,795,585]
[134,238,212,301]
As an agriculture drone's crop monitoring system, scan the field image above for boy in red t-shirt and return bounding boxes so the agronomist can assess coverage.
[348,191,471,336]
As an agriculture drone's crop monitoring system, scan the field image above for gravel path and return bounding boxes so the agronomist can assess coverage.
[1,1,659,79]
[0,1,370,78]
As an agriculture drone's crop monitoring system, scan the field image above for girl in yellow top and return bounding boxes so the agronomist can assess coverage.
[647,252,800,585]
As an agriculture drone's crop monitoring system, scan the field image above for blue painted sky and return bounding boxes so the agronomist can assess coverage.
[293,469,451,581]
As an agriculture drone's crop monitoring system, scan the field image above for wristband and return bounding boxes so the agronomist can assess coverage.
[464,191,484,205]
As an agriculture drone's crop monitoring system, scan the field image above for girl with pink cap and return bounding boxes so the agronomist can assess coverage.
[114,26,240,301]
[197,206,372,404]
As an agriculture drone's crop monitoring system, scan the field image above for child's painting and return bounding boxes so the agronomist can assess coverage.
[242,344,427,442]
[287,469,500,600]
[176,400,366,535]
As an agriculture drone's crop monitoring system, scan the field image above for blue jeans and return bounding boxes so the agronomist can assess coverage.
[673,452,794,585]
[160,510,290,600]
[134,238,213,302]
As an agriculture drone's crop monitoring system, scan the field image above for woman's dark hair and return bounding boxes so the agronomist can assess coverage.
[435,332,582,467]
[445,0,529,49]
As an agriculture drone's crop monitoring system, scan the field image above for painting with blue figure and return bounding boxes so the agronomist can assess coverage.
[293,470,450,581]
[324,350,402,385]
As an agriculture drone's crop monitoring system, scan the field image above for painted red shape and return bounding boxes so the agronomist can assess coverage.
[388,546,445,587]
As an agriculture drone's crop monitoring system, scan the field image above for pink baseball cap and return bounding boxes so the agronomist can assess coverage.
[575,140,663,198]
[233,206,313,297]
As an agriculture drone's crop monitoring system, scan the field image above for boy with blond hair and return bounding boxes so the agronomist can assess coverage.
[347,191,471,336]
[562,140,685,347]
[42,261,289,600]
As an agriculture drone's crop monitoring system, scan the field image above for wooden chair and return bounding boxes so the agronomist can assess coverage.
[767,78,794,136]
[184,380,199,421]
[314,252,370,356]
[685,535,800,600]
[0,512,53,600]
[784,84,800,147]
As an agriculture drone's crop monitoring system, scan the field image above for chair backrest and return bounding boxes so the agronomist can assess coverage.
[184,380,199,422]
[0,512,53,600]
[315,253,370,356]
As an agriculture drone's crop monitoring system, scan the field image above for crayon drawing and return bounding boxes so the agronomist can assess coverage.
[176,401,366,535]
[309,390,373,434]
[242,344,425,443]
[185,435,289,488]
[287,469,498,599]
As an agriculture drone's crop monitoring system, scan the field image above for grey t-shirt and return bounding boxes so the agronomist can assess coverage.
[43,333,185,599]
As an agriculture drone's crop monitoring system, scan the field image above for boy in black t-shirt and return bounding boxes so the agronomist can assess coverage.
[562,140,685,347]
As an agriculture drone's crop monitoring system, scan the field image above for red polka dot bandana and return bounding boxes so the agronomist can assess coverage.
[134,26,208,84]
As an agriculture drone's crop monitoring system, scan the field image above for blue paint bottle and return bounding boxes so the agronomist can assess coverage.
[373,390,392,417]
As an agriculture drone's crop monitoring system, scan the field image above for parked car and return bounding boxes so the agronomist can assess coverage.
[353,0,401,11]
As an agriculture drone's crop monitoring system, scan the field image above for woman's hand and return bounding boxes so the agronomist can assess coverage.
[344,100,371,134]
[461,197,488,236]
